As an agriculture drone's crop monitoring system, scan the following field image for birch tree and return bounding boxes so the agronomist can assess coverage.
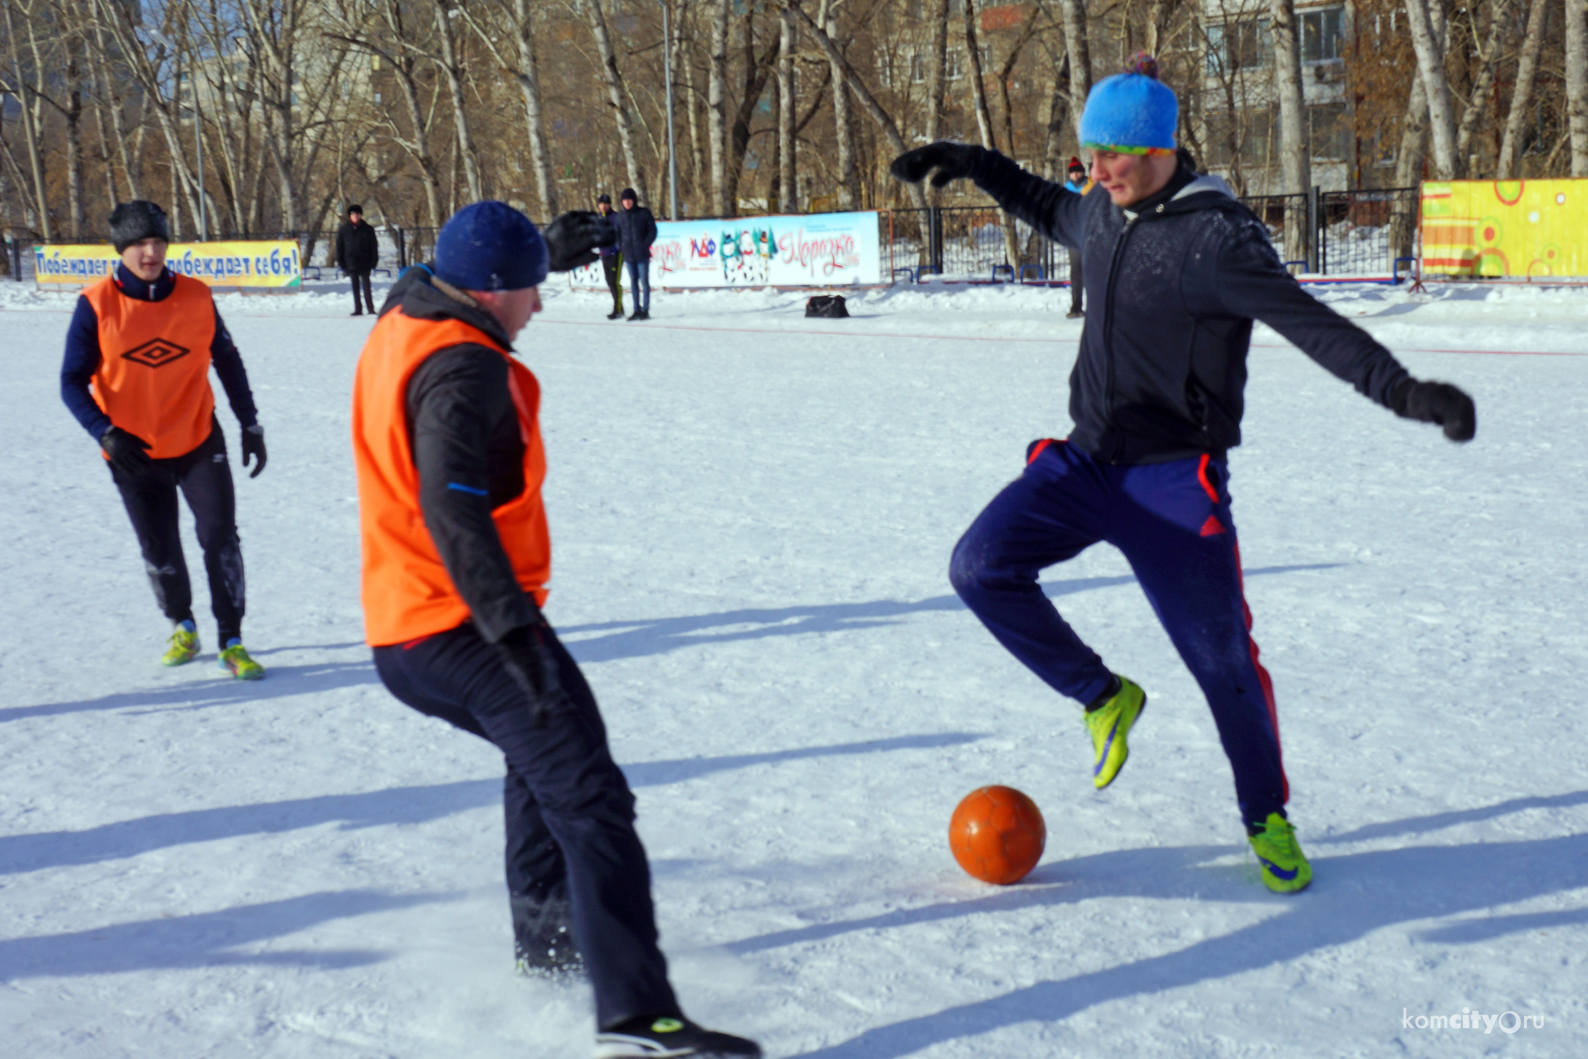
[1056,0,1092,152]
[777,4,796,211]
[1402,0,1457,178]
[1497,0,1548,179]
[431,0,482,202]
[1268,0,1310,261]
[707,0,729,214]
[1567,0,1588,176]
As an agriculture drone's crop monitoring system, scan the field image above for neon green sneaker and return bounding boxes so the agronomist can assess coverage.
[1248,812,1312,893]
[1084,676,1146,789]
[218,640,265,681]
[160,621,200,667]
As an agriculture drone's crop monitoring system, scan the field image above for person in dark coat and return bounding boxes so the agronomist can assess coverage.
[892,54,1476,896]
[595,194,624,320]
[336,204,381,316]
[1062,157,1090,317]
[611,188,657,320]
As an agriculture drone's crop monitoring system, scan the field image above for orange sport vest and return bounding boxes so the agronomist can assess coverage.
[84,272,217,459]
[351,307,550,647]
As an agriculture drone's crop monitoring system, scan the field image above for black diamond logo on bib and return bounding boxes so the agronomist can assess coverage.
[123,338,192,368]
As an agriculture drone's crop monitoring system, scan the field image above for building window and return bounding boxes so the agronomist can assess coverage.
[910,50,927,84]
[1308,102,1348,159]
[1300,7,1344,62]
[1205,18,1272,76]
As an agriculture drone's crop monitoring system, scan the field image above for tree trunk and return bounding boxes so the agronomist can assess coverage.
[433,0,483,202]
[963,1,1023,271]
[1043,51,1071,178]
[1402,0,1458,178]
[708,0,730,215]
[926,0,951,142]
[514,0,557,217]
[1497,0,1548,178]
[1057,0,1092,151]
[817,0,859,209]
[1567,0,1588,176]
[1269,0,1312,264]
[3,0,51,239]
[778,6,797,211]
[726,21,779,214]
[1388,71,1429,261]
[684,48,705,212]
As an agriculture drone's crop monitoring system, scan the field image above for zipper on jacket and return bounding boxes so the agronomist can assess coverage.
[1101,214,1139,463]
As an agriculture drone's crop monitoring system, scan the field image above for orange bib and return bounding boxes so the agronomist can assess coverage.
[84,273,217,459]
[351,306,550,647]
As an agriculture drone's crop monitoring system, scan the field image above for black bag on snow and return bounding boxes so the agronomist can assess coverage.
[805,295,849,318]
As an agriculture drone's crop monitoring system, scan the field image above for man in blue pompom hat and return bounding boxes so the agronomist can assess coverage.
[350,201,760,1059]
[891,55,1476,897]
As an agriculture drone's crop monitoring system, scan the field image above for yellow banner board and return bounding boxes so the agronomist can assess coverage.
[33,240,303,287]
[1421,179,1588,278]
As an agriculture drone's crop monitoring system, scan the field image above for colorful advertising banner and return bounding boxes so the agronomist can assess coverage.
[570,210,882,290]
[1421,179,1588,278]
[34,240,303,287]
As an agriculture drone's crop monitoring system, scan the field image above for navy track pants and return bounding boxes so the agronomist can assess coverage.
[373,622,679,1030]
[949,439,1288,824]
[109,421,245,645]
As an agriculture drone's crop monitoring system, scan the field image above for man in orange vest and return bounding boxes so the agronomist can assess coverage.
[351,201,759,1059]
[60,200,267,679]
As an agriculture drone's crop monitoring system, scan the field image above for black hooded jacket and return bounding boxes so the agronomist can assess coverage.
[377,267,540,643]
[969,148,1411,464]
[337,219,381,273]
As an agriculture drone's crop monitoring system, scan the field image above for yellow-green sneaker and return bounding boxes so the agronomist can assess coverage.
[1248,812,1313,893]
[218,640,265,681]
[1084,675,1146,789]
[161,621,200,667]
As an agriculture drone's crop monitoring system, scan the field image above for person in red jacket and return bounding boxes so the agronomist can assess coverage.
[351,201,759,1059]
[60,200,268,679]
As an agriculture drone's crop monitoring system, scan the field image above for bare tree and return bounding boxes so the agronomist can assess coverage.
[459,0,557,217]
[1497,0,1549,179]
[778,3,797,211]
[1268,0,1311,262]
[1056,0,1092,150]
[431,0,482,202]
[1567,0,1588,176]
[708,0,730,214]
[1402,0,1457,178]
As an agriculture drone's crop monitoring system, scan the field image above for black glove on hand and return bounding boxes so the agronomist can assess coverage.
[1395,379,1476,442]
[544,210,616,273]
[100,426,153,476]
[497,621,567,726]
[890,141,983,188]
[241,424,267,478]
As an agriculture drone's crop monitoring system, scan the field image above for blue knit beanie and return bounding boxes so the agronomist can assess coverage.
[1079,54,1178,154]
[433,201,549,291]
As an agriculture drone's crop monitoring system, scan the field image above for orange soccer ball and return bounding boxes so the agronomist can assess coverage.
[948,785,1046,884]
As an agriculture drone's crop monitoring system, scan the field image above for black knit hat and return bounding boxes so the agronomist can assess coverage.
[597,193,611,204]
[108,200,172,252]
[348,203,364,216]
[620,187,637,202]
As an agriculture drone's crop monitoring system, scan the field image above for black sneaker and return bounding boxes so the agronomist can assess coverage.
[607,310,624,320]
[1065,309,1084,319]
[594,1016,760,1058]
[510,891,583,979]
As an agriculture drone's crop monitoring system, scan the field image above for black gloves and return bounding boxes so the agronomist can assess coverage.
[891,141,983,188]
[544,210,616,273]
[242,424,267,478]
[496,620,567,726]
[100,426,152,476]
[1393,379,1477,442]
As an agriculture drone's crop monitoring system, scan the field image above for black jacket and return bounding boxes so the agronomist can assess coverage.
[610,204,657,263]
[336,219,381,274]
[381,266,539,643]
[970,148,1411,464]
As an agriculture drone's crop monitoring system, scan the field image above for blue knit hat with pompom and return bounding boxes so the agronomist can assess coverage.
[1079,53,1178,154]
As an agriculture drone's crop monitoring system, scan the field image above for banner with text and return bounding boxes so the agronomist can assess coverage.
[570,211,882,290]
[34,240,303,287]
[1421,179,1588,278]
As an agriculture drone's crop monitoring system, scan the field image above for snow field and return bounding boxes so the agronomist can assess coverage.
[1,278,1585,1057]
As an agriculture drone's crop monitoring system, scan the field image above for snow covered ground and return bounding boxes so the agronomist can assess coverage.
[2,276,1586,1058]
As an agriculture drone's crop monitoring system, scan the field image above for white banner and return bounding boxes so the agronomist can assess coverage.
[571,210,882,289]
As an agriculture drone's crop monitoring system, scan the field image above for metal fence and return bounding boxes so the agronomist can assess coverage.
[885,186,1422,282]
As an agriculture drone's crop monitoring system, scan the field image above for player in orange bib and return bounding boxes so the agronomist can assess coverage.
[351,201,758,1059]
[60,201,268,679]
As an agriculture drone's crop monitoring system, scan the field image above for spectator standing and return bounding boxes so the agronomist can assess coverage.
[336,204,381,316]
[611,188,657,321]
[595,194,624,320]
[1063,158,1091,318]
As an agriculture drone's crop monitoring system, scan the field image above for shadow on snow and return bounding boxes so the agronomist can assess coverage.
[771,792,1588,1058]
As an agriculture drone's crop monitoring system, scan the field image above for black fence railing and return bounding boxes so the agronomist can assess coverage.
[887,186,1422,282]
